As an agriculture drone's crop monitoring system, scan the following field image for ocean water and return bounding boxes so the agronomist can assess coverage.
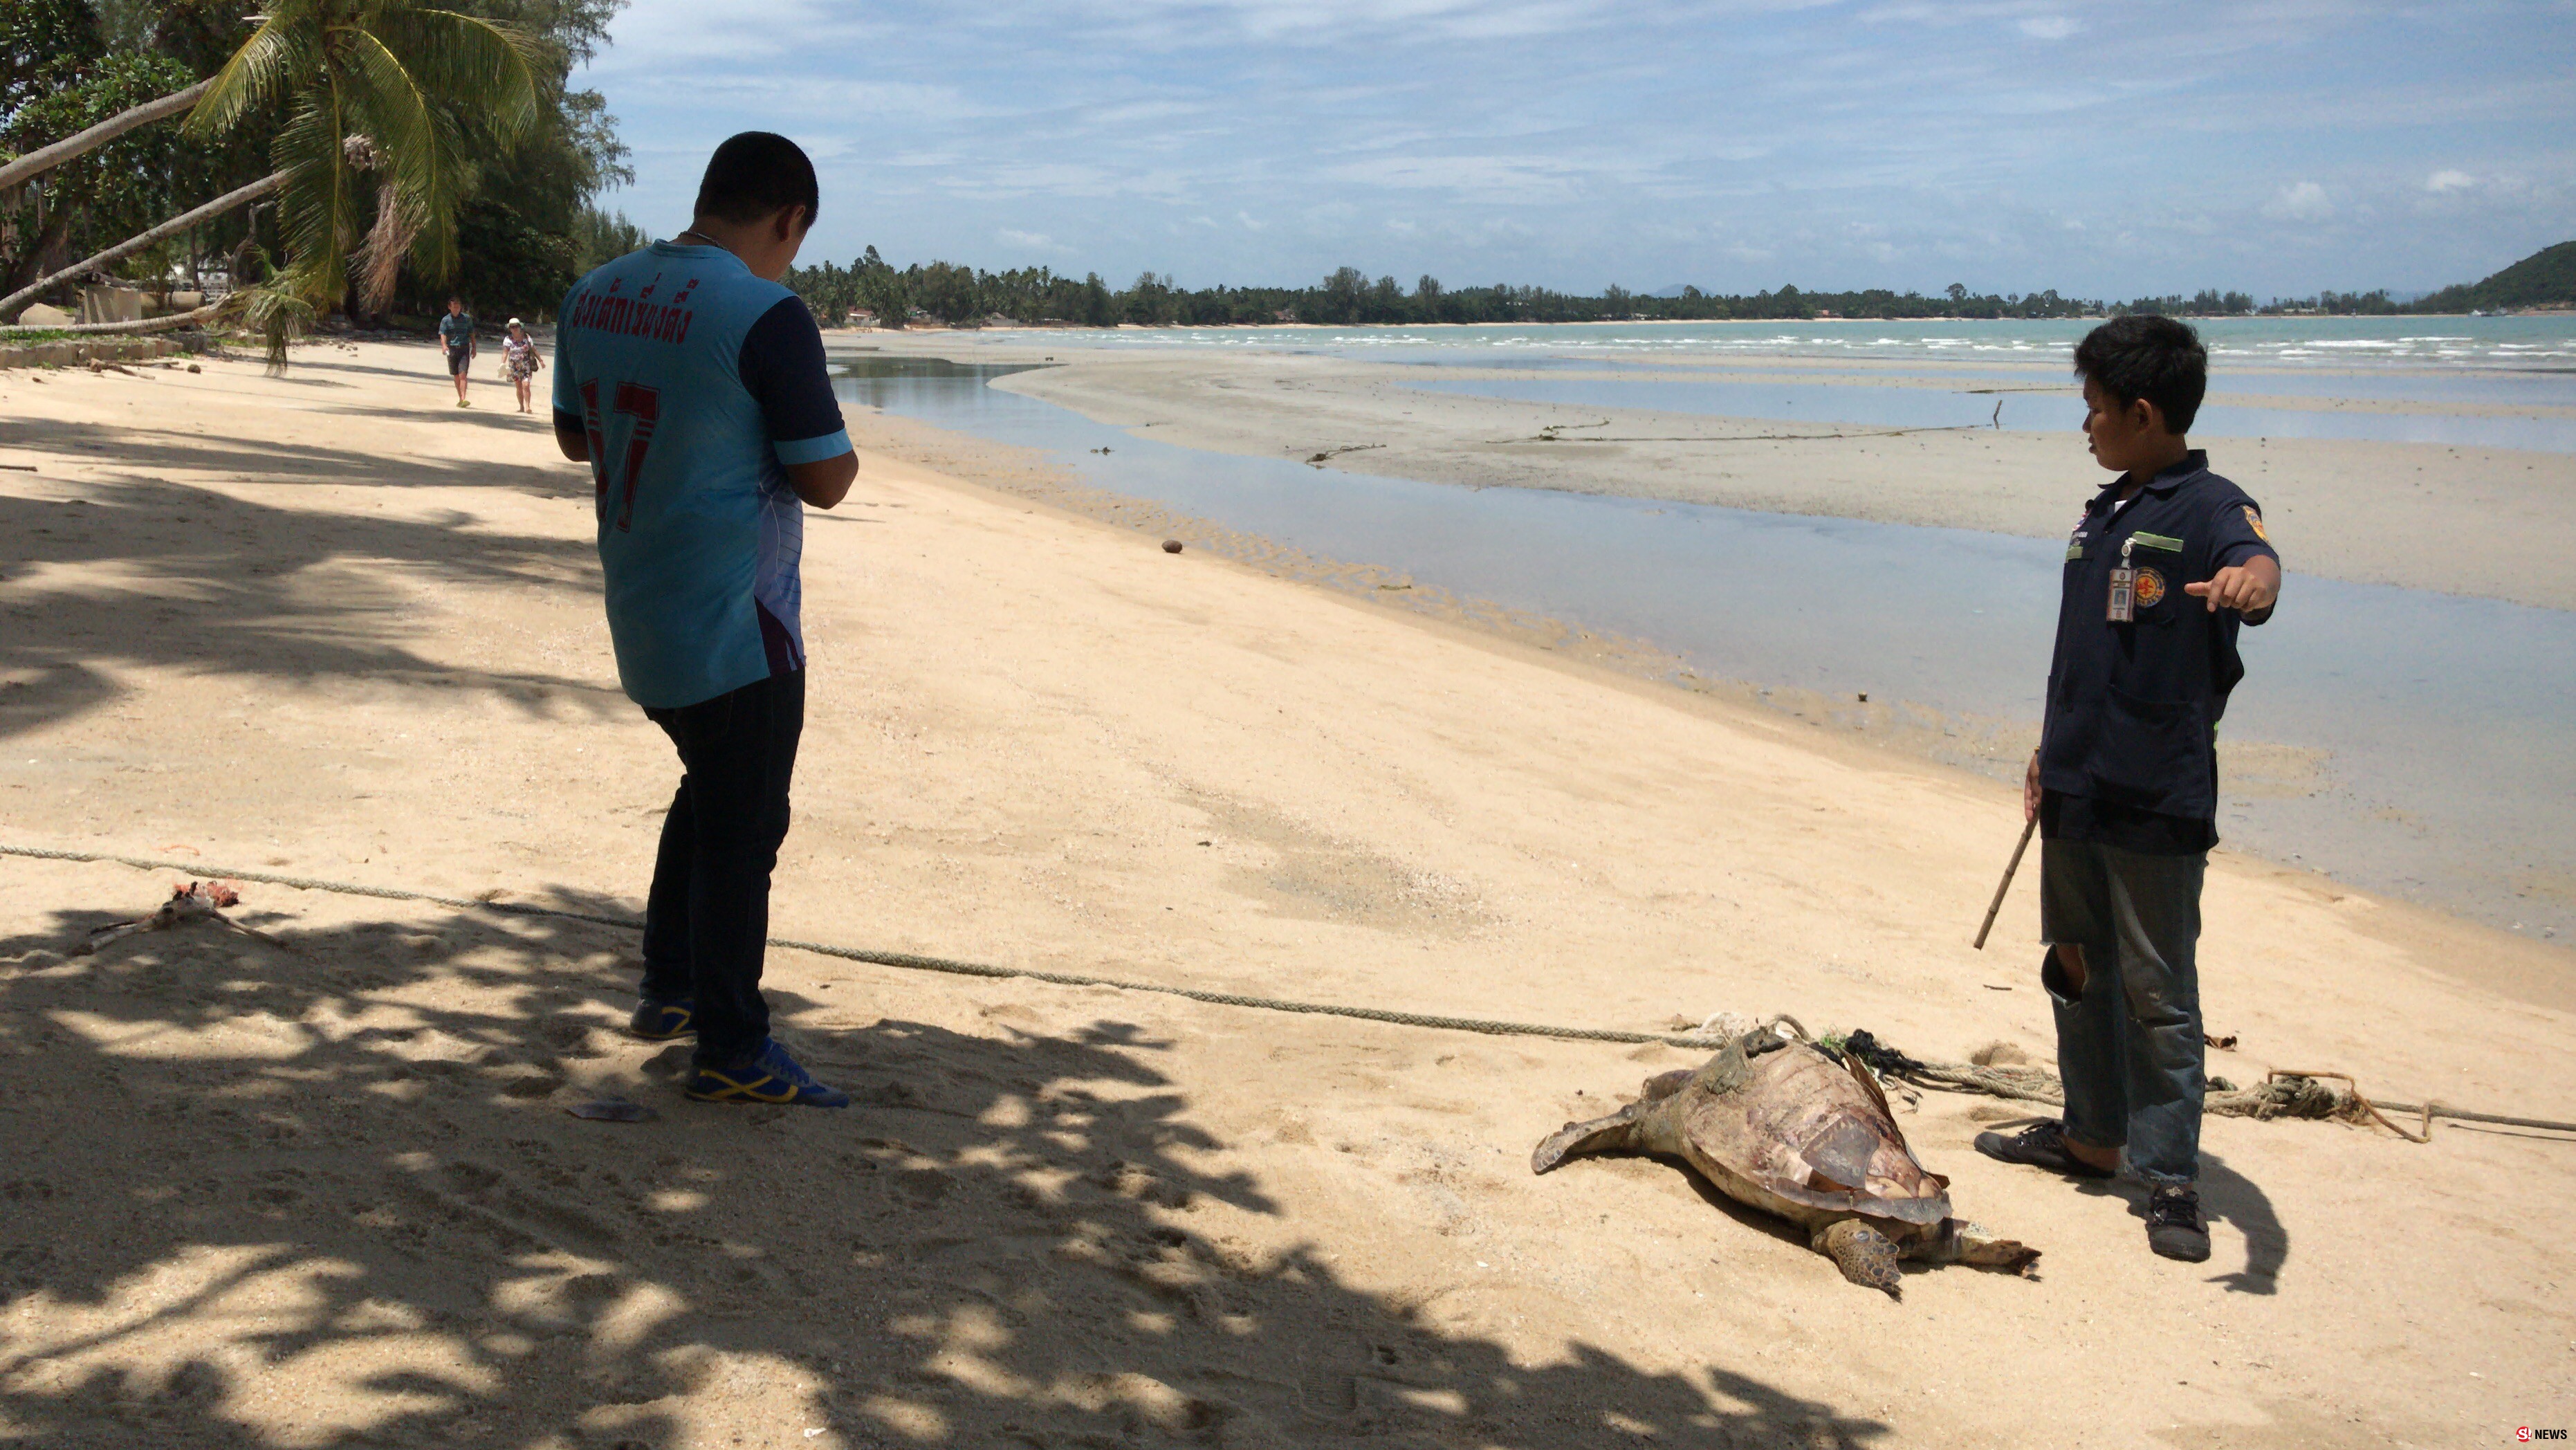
[830,356,2576,946]
[966,315,2576,370]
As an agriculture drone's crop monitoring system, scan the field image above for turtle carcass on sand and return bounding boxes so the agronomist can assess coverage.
[1532,1025,2039,1297]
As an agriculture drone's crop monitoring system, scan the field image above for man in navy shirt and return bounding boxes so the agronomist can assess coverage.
[1976,315,2281,1263]
[553,132,858,1108]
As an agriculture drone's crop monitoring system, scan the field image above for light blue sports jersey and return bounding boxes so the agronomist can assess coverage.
[553,242,850,709]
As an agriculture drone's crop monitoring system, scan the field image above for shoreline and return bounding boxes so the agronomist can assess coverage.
[827,306,2574,333]
[846,339,2576,613]
[834,374,2574,954]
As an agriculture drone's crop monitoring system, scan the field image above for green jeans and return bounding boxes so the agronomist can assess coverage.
[2039,838,2206,1188]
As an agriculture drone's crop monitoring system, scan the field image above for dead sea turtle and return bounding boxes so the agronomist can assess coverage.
[1532,1025,2039,1297]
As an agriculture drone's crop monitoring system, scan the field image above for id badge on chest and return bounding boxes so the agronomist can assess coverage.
[2106,538,2136,623]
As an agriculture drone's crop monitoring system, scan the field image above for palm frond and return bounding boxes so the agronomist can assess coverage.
[413,109,478,284]
[185,4,315,137]
[380,8,544,140]
[349,176,420,313]
[345,29,454,293]
[268,94,362,313]
[233,273,320,371]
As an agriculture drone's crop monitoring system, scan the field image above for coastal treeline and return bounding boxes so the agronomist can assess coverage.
[1,0,633,336]
[784,259,2119,328]
[784,257,2469,330]
[2410,240,2575,314]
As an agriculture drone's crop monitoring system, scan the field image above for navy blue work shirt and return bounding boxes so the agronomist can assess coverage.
[2038,450,2278,846]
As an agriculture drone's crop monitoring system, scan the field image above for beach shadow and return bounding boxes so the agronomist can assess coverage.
[0,471,614,741]
[0,416,581,495]
[0,887,1889,1448]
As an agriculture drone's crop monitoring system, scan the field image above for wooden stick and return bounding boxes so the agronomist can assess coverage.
[1973,815,2038,950]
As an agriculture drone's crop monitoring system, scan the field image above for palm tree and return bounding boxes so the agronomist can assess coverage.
[183,0,543,357]
[0,80,212,195]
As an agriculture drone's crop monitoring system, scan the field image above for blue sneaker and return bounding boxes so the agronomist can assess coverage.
[685,1038,849,1108]
[629,995,696,1041]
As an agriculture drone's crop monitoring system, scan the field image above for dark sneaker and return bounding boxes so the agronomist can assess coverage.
[2146,1186,2211,1262]
[1974,1120,2117,1179]
[685,1038,849,1108]
[629,995,696,1041]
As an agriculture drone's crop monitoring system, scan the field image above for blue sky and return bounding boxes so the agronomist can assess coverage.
[581,0,2576,298]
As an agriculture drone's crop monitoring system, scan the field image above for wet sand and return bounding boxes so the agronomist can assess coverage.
[872,338,2576,612]
[1,341,2570,1447]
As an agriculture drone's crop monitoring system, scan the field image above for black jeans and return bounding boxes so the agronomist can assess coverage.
[638,669,803,1065]
[2038,836,2206,1187]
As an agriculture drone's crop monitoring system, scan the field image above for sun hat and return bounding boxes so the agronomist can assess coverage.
[507,317,524,327]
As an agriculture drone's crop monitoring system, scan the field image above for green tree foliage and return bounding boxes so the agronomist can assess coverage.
[2409,239,2576,313]
[185,0,546,353]
[6,0,629,336]
[2,1,208,294]
[403,0,629,320]
[2115,288,2257,316]
[784,255,2202,331]
[2253,288,2398,316]
[573,204,645,271]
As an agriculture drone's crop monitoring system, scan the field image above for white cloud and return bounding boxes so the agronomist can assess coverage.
[2261,181,2333,222]
[583,0,2570,296]
[997,227,1071,252]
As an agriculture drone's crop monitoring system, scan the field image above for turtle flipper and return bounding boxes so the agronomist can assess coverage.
[1921,1219,2042,1277]
[1811,1218,1904,1298]
[1531,1101,1649,1175]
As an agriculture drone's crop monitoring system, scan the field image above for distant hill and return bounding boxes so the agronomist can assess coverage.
[2412,240,2576,313]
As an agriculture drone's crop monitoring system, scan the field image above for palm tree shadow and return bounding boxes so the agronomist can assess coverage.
[0,883,1892,1448]
[0,468,616,742]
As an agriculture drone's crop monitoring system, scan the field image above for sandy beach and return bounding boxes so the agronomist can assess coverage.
[3,340,2572,1447]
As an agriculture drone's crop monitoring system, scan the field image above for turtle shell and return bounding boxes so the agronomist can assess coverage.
[1677,1039,1950,1227]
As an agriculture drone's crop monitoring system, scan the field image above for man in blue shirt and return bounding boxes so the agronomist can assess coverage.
[436,296,475,407]
[1976,316,2281,1263]
[553,132,857,1108]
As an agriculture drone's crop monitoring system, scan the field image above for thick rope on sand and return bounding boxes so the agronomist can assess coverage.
[7,842,2565,1137]
[1839,1030,2487,1141]
[0,843,1726,1049]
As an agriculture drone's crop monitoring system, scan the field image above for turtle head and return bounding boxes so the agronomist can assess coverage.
[1531,1099,1649,1175]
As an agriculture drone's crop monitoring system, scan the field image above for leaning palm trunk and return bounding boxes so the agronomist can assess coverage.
[0,171,286,324]
[0,80,213,194]
[0,301,224,336]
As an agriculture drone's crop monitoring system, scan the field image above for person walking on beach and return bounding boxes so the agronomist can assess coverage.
[499,318,542,414]
[1974,315,2282,1263]
[552,131,857,1108]
[438,295,477,406]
